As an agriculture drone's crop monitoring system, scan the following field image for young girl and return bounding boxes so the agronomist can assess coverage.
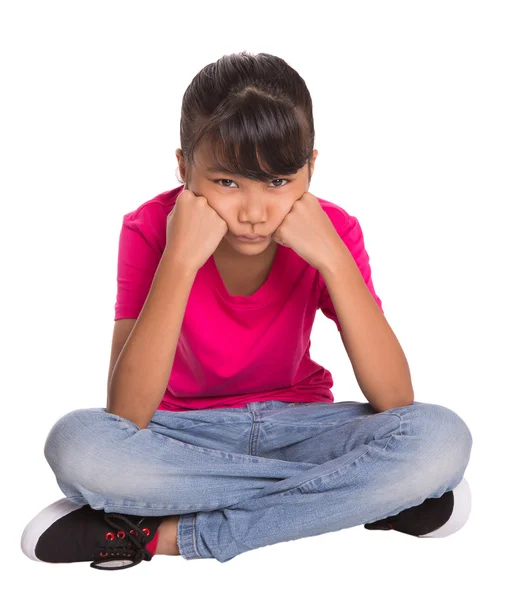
[21,51,473,570]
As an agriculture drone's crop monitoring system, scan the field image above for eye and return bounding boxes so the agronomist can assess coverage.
[268,179,290,188]
[216,179,237,188]
[214,178,290,188]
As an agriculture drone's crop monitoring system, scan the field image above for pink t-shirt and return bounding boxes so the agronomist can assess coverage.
[114,185,384,412]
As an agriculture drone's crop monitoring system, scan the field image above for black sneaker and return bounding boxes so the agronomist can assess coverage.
[364,490,454,536]
[364,477,471,538]
[21,498,165,570]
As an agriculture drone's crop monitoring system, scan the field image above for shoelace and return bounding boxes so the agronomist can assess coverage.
[90,512,153,570]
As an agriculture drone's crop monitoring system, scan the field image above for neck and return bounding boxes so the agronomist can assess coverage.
[214,237,278,264]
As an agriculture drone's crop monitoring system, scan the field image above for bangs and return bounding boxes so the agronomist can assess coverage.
[190,90,312,182]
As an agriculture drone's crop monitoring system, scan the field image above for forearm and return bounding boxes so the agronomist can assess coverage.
[106,251,197,429]
[320,247,414,412]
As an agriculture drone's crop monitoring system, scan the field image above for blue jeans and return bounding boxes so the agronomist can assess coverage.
[43,400,473,562]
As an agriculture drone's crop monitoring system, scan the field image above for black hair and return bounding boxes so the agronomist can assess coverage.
[176,51,315,186]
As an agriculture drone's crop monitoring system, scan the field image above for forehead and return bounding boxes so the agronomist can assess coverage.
[192,142,306,178]
[194,147,233,173]
[202,164,302,178]
[204,165,236,174]
[197,153,304,177]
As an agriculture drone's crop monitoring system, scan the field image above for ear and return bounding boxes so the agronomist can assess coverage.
[310,149,318,173]
[308,149,318,184]
[176,148,187,184]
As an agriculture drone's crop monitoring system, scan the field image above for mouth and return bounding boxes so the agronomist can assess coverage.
[235,235,268,242]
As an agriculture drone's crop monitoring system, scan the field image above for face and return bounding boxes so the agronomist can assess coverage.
[175,145,318,258]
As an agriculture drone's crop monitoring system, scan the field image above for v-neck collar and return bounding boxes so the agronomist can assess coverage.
[207,242,286,306]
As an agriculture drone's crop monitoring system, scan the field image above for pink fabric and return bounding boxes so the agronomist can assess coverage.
[114,185,384,412]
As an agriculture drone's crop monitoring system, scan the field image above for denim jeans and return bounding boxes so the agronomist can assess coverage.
[43,400,473,563]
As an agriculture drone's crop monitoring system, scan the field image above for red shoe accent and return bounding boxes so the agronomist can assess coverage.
[145,530,160,557]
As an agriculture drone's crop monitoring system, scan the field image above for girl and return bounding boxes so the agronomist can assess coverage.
[21,51,473,570]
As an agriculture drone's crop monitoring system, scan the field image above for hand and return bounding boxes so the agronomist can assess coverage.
[165,188,228,272]
[272,192,345,272]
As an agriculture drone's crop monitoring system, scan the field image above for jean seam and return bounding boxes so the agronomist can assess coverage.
[176,515,185,556]
[380,412,405,455]
[191,513,200,557]
[273,413,404,496]
[73,413,239,466]
[176,513,202,559]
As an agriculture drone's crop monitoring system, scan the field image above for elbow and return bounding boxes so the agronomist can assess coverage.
[105,408,149,431]
[368,390,414,412]
[105,400,150,431]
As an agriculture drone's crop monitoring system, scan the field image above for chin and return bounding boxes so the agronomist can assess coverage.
[229,236,273,253]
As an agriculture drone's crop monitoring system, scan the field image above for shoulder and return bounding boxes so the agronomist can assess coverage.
[315,195,359,236]
[120,185,183,250]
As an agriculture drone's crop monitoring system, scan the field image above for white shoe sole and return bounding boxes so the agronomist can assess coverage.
[20,498,87,561]
[419,477,472,538]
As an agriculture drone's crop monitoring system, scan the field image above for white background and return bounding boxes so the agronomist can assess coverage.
[2,0,513,597]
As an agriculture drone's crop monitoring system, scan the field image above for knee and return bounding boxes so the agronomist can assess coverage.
[410,402,473,471]
[44,409,93,482]
[43,408,128,490]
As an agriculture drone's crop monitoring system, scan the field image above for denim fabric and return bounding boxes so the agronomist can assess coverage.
[43,400,473,562]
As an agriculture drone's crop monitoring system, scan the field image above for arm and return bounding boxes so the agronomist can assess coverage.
[319,246,414,413]
[106,250,197,429]
[107,318,137,398]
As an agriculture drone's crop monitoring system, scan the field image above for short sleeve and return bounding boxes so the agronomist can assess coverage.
[114,213,164,320]
[318,212,384,332]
